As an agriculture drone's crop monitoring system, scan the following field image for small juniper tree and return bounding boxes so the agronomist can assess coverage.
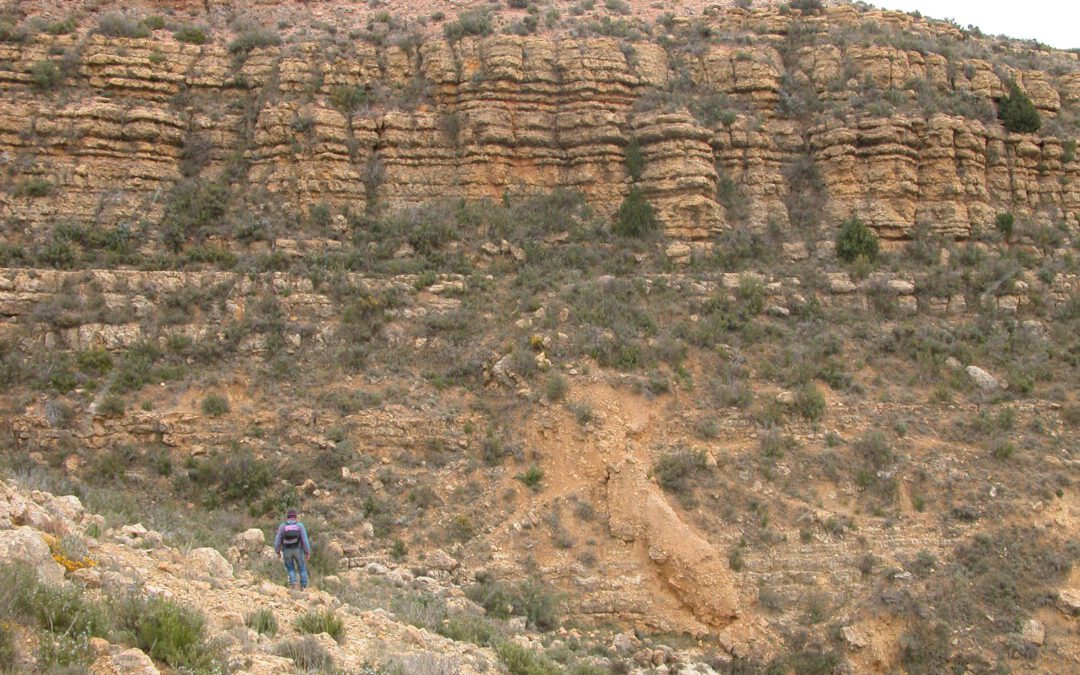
[835,215,879,263]
[997,81,1041,133]
[615,187,658,237]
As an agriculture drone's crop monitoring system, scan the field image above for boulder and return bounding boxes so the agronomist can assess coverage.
[366,562,390,575]
[14,501,54,530]
[426,549,459,571]
[117,523,163,547]
[110,648,160,675]
[1057,588,1080,615]
[612,631,637,654]
[46,495,85,523]
[0,527,65,584]
[966,365,1003,392]
[233,528,266,555]
[842,625,870,649]
[188,547,233,579]
[1021,619,1045,646]
[71,566,102,588]
[665,242,692,265]
[220,611,245,629]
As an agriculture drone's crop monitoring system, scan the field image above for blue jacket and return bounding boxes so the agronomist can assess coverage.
[274,519,311,554]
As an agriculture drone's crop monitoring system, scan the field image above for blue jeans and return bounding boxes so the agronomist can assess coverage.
[283,547,308,588]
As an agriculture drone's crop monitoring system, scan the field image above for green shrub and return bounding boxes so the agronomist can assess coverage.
[782,154,826,230]
[446,514,476,542]
[29,60,63,90]
[114,342,185,394]
[161,178,229,251]
[174,25,208,44]
[0,20,27,43]
[202,451,272,505]
[38,632,92,670]
[653,448,707,491]
[23,581,109,637]
[90,446,136,483]
[436,614,501,647]
[295,609,345,643]
[516,465,544,491]
[228,24,281,54]
[899,619,949,674]
[736,276,765,315]
[614,187,658,237]
[991,441,1015,460]
[997,81,1041,133]
[76,349,113,377]
[496,641,562,675]
[200,393,229,416]
[0,620,15,669]
[624,139,645,182]
[794,383,826,422]
[544,374,569,402]
[132,598,219,671]
[836,216,879,263]
[99,395,125,418]
[390,538,407,561]
[854,430,892,470]
[246,608,278,636]
[466,577,560,630]
[96,12,151,38]
[273,636,334,672]
[760,428,793,459]
[14,177,54,197]
[791,0,824,12]
[995,212,1015,239]
[444,10,492,42]
[330,86,368,113]
[728,546,744,571]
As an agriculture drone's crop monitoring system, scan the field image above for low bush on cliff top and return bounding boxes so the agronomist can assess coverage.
[228,22,281,54]
[96,12,151,39]
[174,25,208,45]
[444,9,492,42]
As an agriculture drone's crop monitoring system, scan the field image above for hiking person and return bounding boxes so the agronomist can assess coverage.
[274,508,311,589]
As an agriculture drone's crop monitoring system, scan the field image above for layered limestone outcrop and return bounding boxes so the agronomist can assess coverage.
[0,3,1077,244]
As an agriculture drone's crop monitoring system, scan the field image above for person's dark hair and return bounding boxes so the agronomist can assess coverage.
[286,508,298,518]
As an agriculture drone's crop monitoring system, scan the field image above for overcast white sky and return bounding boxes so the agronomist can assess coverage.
[871,1,1079,49]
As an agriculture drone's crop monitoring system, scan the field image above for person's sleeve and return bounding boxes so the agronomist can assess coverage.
[273,524,283,552]
[300,524,311,555]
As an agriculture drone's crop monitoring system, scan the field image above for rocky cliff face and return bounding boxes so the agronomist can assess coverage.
[0,1,1077,249]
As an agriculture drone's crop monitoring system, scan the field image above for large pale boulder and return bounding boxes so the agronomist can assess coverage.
[0,526,65,584]
[188,547,234,579]
[426,549,459,572]
[46,494,85,522]
[966,365,1003,392]
[109,648,161,675]
[232,528,266,555]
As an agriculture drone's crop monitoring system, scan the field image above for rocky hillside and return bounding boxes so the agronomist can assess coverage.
[1,1,1079,674]
[0,0,1077,249]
